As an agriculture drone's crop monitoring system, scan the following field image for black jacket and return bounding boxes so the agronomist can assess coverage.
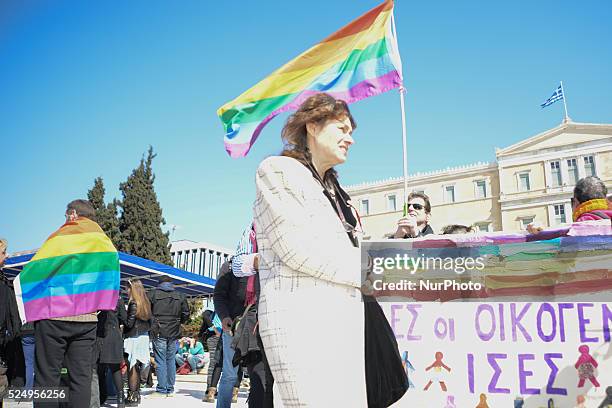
[124,300,152,338]
[392,224,435,239]
[148,283,189,340]
[96,297,127,364]
[213,261,252,321]
[0,270,21,347]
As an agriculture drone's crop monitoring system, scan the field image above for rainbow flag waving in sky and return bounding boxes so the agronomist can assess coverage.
[14,217,120,323]
[218,0,402,158]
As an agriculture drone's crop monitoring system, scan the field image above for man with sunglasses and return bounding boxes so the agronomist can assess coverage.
[392,192,434,239]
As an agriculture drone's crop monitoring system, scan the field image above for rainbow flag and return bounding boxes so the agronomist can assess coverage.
[218,0,402,158]
[14,217,120,323]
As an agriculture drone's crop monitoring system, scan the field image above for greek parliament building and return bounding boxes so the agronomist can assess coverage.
[346,120,612,239]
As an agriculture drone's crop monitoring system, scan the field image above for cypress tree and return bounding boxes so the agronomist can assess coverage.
[87,177,121,247]
[118,146,172,265]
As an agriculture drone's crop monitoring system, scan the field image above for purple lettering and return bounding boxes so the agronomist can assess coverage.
[449,318,455,341]
[544,353,567,395]
[603,304,612,342]
[498,303,506,341]
[557,303,574,342]
[537,303,557,342]
[391,304,404,340]
[476,304,496,341]
[577,303,598,343]
[511,303,533,342]
[518,354,539,395]
[467,353,475,393]
[434,317,447,340]
[487,353,510,394]
[406,304,422,341]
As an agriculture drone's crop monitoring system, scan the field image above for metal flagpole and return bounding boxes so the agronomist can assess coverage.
[391,10,409,215]
[560,80,569,121]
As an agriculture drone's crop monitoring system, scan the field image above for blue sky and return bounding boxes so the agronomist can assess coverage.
[1,0,611,253]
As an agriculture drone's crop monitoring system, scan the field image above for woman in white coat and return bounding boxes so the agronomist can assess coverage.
[254,93,366,407]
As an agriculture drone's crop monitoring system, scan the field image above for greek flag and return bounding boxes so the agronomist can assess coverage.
[541,85,564,108]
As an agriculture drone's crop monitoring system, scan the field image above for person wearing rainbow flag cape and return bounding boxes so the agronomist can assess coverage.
[14,199,120,408]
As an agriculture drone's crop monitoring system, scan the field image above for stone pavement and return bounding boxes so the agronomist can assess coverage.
[1,378,249,408]
[116,379,250,408]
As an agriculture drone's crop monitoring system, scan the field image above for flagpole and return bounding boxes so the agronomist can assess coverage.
[391,10,409,215]
[560,80,569,121]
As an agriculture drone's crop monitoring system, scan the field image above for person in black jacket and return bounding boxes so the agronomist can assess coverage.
[213,259,246,407]
[199,310,221,403]
[1,238,20,401]
[148,276,189,397]
[0,238,22,399]
[96,296,127,408]
[391,192,435,238]
[123,279,152,405]
[226,223,274,408]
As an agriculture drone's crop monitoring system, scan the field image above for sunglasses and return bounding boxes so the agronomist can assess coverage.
[406,203,424,211]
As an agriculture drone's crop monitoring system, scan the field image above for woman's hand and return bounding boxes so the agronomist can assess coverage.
[360,273,376,296]
[222,317,233,332]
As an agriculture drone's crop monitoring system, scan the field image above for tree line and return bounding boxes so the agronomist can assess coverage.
[87,146,172,266]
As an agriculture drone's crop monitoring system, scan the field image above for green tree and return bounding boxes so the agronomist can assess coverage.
[181,298,204,339]
[118,146,172,265]
[87,177,121,247]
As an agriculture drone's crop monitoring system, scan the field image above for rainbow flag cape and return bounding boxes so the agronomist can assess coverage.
[218,0,402,158]
[14,217,120,323]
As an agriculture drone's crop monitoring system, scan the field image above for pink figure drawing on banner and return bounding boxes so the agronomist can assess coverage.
[401,351,416,388]
[424,351,451,392]
[575,345,600,388]
[444,395,456,408]
[575,394,586,408]
[475,393,489,408]
[598,386,612,408]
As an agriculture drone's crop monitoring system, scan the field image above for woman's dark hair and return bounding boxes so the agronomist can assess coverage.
[280,93,356,184]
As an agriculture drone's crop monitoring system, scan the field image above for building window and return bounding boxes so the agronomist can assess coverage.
[519,173,531,192]
[360,199,370,216]
[550,161,562,187]
[584,155,596,177]
[475,222,490,232]
[387,195,397,212]
[554,204,567,224]
[520,217,535,230]
[567,158,579,185]
[444,186,455,203]
[475,180,487,198]
[413,189,425,195]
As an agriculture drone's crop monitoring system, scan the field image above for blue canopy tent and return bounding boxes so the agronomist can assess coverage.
[2,251,216,298]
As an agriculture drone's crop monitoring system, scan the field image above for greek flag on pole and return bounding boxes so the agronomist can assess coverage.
[541,85,564,108]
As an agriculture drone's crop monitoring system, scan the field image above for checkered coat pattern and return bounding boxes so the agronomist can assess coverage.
[254,156,367,407]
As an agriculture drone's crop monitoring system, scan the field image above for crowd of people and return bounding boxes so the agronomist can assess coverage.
[1,93,611,408]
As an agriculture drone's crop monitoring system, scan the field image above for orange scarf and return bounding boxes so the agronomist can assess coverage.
[572,198,609,221]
